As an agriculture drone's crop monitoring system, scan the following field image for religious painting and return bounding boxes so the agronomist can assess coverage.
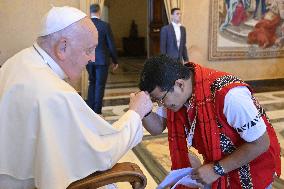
[209,0,284,60]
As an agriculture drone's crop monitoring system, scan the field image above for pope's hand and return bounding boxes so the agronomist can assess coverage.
[129,91,153,119]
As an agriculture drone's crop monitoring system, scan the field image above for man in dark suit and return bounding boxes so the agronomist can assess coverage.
[160,8,189,63]
[87,4,118,115]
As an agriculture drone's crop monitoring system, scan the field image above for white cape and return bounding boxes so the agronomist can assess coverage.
[0,47,143,189]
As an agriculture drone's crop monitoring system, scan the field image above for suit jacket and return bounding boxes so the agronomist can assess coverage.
[160,23,189,62]
[90,18,118,66]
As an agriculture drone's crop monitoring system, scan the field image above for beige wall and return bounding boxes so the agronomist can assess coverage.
[0,0,79,65]
[1,1,283,81]
[183,1,284,81]
[107,0,147,51]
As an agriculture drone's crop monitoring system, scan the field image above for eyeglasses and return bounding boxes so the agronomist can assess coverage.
[152,87,172,105]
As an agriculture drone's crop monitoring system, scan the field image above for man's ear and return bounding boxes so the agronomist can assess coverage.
[54,38,68,60]
[175,79,185,91]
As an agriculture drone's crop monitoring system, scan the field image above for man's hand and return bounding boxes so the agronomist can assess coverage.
[129,91,153,119]
[111,63,118,72]
[191,163,220,185]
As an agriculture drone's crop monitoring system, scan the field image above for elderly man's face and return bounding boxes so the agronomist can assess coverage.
[66,18,98,82]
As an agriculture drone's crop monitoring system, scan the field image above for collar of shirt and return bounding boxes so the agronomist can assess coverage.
[172,22,182,28]
[33,43,67,80]
[91,15,99,19]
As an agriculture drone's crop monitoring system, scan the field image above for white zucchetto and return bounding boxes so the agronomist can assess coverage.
[39,6,86,37]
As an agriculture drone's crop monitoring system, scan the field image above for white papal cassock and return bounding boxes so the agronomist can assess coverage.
[0,43,143,189]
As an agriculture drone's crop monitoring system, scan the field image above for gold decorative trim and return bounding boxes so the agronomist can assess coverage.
[208,0,284,61]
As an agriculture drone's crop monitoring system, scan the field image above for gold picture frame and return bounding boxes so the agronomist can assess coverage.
[208,0,284,60]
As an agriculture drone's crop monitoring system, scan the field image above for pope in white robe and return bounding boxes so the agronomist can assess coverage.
[0,6,152,189]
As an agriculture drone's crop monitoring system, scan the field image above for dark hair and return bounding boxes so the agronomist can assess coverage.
[139,54,192,93]
[171,8,180,15]
[90,4,100,14]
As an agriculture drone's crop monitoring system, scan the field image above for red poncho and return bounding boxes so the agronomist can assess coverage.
[167,63,281,189]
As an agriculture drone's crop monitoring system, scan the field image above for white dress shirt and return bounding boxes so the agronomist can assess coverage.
[172,22,182,49]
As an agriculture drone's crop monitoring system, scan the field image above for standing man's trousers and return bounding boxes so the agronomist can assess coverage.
[86,63,108,114]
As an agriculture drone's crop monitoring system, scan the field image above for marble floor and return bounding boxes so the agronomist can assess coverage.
[100,57,284,189]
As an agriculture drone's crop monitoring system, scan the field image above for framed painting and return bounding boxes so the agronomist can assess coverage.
[208,0,284,60]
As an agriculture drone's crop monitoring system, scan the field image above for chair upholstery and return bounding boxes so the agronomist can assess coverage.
[67,162,147,189]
